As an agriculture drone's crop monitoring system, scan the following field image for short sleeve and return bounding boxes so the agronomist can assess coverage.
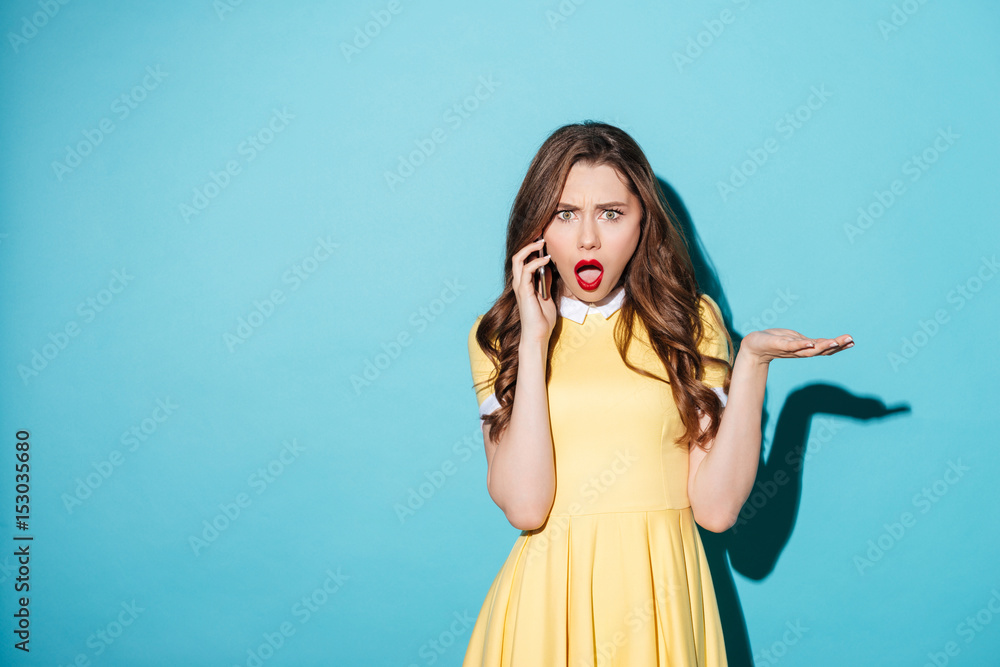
[468,315,500,417]
[696,294,732,406]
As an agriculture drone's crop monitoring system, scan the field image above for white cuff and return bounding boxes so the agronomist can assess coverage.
[479,392,500,417]
[713,386,728,407]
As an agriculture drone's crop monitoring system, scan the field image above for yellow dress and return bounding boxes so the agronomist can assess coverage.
[462,290,730,667]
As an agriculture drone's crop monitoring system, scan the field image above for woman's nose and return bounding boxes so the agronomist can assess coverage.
[578,218,600,250]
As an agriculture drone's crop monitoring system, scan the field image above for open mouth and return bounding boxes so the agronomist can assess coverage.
[574,259,604,290]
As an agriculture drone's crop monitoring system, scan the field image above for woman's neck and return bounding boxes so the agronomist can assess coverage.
[557,281,624,307]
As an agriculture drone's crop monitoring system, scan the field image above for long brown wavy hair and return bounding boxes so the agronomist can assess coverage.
[473,121,734,452]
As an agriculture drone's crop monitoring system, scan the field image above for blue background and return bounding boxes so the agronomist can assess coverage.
[1,1,998,665]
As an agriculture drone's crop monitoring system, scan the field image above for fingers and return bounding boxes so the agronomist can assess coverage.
[518,254,552,299]
[761,330,856,359]
[511,238,546,286]
[513,238,545,263]
[513,240,549,291]
[826,337,855,355]
[811,335,855,356]
[524,252,551,272]
[516,255,551,291]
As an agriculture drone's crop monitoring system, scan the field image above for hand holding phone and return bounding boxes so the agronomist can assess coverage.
[514,238,557,344]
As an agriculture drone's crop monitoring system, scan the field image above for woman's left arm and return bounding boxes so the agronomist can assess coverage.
[688,329,854,532]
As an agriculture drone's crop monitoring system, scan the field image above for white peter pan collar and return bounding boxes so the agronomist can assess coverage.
[556,284,626,324]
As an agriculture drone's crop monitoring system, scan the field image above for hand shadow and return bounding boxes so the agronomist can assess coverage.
[660,176,912,666]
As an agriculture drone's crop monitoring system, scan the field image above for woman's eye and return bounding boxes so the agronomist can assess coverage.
[556,209,623,222]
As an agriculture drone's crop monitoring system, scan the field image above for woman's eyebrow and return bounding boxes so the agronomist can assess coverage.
[556,201,629,210]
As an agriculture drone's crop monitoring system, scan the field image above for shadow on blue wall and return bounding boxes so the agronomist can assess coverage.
[660,176,911,666]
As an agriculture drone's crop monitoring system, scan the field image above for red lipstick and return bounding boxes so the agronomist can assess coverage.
[574,259,603,291]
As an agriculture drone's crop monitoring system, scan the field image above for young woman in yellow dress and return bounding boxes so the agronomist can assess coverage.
[462,121,852,666]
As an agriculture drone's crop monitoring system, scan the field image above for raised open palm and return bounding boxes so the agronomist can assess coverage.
[741,328,854,363]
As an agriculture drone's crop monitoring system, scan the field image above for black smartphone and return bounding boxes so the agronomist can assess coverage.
[533,241,549,300]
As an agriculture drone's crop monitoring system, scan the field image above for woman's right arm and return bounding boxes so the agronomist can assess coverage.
[482,237,558,531]
[484,336,555,531]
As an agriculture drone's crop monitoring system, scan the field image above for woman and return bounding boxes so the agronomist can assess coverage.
[462,121,852,666]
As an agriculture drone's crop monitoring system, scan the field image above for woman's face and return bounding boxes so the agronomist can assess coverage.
[542,161,642,303]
